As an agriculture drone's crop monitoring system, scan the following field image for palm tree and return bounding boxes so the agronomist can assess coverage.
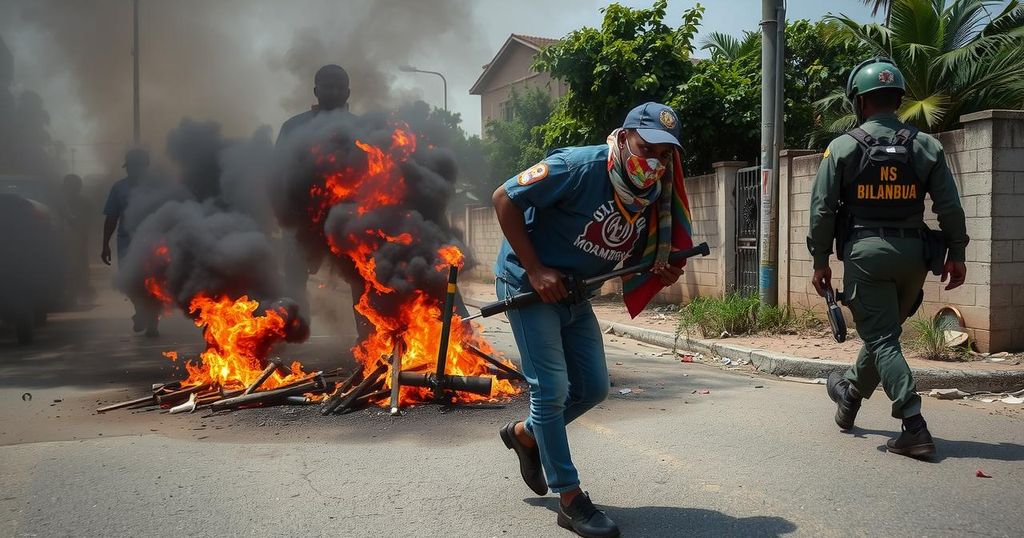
[699,31,759,61]
[812,0,1024,144]
[861,0,894,25]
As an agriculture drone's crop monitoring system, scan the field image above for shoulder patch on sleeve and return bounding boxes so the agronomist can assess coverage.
[516,162,549,186]
[823,147,831,159]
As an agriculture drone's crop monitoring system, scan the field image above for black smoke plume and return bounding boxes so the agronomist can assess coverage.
[273,107,474,321]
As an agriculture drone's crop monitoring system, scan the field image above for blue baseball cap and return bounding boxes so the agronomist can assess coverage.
[622,102,682,149]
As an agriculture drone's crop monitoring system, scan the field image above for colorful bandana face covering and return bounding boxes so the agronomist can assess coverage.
[606,128,662,213]
[624,137,667,189]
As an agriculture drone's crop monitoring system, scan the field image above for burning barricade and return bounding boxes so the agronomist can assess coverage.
[98,110,524,417]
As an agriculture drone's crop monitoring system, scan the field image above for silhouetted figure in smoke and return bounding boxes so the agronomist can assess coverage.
[62,174,93,303]
[102,148,158,336]
[275,64,372,339]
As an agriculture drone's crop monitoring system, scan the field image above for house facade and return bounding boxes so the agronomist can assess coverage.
[469,34,565,135]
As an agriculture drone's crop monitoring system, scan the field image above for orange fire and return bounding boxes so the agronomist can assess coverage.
[145,277,174,306]
[179,294,310,390]
[308,124,520,406]
[308,126,416,225]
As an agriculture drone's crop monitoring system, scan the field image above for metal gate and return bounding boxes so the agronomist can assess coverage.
[735,166,760,296]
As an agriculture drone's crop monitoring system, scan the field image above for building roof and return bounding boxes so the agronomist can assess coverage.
[469,33,560,95]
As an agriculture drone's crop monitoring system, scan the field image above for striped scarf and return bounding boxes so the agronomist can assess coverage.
[606,129,673,269]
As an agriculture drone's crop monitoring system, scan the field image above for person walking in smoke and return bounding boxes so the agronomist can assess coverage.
[274,64,470,342]
[274,64,368,338]
[101,148,159,337]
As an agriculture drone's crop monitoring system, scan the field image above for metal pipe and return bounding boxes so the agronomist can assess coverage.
[397,372,492,397]
[433,265,459,402]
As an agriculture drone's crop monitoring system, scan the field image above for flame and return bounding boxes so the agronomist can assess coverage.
[305,123,521,406]
[436,246,465,270]
[175,294,310,391]
[162,351,178,362]
[308,126,415,225]
[145,277,174,305]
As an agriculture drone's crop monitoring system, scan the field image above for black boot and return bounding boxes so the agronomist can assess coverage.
[826,371,862,430]
[557,492,620,538]
[499,421,547,495]
[887,416,935,458]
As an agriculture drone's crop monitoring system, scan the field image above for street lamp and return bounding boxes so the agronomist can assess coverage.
[398,64,448,112]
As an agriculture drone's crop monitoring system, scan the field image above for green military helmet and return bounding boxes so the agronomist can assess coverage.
[846,57,906,100]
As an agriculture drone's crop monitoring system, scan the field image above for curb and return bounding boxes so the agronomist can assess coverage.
[463,296,1024,393]
[599,320,1024,394]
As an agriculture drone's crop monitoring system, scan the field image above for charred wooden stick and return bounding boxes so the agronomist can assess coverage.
[397,372,492,398]
[155,383,212,406]
[389,340,404,416]
[433,265,460,402]
[320,369,362,415]
[335,361,388,413]
[243,357,291,395]
[151,381,182,392]
[98,394,158,413]
[344,388,390,412]
[466,343,526,382]
[209,374,326,411]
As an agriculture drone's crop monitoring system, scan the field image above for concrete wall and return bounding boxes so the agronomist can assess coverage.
[779,110,1024,352]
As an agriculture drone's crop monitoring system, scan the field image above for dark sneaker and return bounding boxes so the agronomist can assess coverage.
[826,371,861,430]
[887,425,936,458]
[557,492,620,538]
[499,421,547,495]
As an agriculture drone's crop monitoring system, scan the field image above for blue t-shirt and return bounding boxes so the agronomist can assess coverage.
[103,176,140,259]
[494,145,649,289]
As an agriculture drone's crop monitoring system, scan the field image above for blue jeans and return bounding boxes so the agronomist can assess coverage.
[497,278,609,493]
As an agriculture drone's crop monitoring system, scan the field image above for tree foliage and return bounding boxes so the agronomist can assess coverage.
[531,2,866,173]
[816,0,1024,141]
[482,86,553,200]
[532,0,704,150]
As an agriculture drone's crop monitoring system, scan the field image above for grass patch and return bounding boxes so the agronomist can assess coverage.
[676,294,823,339]
[904,316,971,362]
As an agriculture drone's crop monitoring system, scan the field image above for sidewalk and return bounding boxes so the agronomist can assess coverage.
[459,280,1024,394]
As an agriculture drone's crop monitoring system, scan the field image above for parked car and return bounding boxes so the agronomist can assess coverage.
[0,175,70,344]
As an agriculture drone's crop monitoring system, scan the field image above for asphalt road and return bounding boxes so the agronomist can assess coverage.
[1,271,1022,537]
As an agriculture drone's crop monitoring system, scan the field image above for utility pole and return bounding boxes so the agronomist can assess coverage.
[132,0,141,144]
[758,0,784,306]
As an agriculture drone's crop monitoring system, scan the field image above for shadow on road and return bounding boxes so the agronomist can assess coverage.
[525,497,797,537]
[851,428,1024,463]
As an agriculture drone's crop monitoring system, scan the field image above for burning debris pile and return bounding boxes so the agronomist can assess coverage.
[98,109,524,417]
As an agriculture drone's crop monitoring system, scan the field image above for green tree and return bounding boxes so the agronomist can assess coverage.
[671,19,866,171]
[816,0,1024,140]
[532,0,704,149]
[482,86,553,200]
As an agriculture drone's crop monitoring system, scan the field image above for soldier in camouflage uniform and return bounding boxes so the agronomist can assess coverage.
[807,57,969,458]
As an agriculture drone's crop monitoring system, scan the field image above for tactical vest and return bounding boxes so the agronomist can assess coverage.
[842,127,926,220]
